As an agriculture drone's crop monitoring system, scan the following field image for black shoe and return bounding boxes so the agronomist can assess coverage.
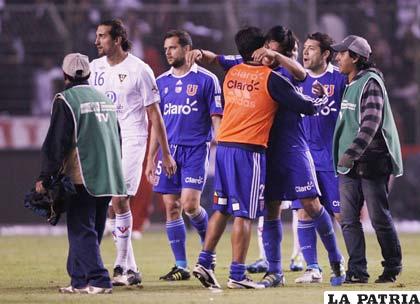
[127,269,142,286]
[375,270,399,283]
[159,265,191,281]
[344,271,369,284]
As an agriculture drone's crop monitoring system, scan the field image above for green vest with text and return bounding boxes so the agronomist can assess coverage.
[58,85,126,196]
[333,71,403,176]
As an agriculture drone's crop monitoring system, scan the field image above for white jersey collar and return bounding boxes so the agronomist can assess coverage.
[307,62,335,78]
[169,63,198,77]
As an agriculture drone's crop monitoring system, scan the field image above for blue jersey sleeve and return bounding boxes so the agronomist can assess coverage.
[205,76,223,116]
[268,71,327,115]
[217,55,243,71]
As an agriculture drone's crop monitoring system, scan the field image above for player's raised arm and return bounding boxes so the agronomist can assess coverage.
[186,49,219,67]
[253,47,306,81]
[268,70,327,115]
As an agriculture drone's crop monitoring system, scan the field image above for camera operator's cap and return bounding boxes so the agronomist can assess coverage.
[62,53,90,78]
[331,35,372,59]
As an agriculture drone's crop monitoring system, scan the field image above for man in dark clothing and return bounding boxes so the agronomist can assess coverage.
[332,35,403,283]
[35,53,126,294]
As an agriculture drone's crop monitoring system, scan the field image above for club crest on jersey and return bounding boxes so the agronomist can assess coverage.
[186,84,198,96]
[118,74,127,83]
[324,84,335,97]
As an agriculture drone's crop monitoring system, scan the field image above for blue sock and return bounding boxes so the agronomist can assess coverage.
[298,219,319,267]
[313,207,342,263]
[166,218,187,268]
[262,219,282,274]
[187,206,208,244]
[229,262,246,281]
[198,250,214,270]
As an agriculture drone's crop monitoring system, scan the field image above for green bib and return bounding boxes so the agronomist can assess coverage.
[333,72,403,176]
[57,85,126,196]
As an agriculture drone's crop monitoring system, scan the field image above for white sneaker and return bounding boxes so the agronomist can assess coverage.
[58,285,86,294]
[79,286,112,294]
[227,277,265,289]
[295,268,323,283]
[193,264,221,289]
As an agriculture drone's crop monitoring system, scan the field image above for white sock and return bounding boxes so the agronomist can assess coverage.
[109,218,116,242]
[291,210,301,258]
[126,240,138,272]
[257,216,266,260]
[114,211,132,271]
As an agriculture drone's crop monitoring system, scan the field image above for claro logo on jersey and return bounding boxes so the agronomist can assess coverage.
[163,98,198,115]
[185,176,204,184]
[295,181,314,193]
[226,79,260,92]
[297,86,337,117]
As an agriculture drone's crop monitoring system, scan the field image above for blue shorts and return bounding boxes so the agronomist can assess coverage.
[153,143,210,194]
[213,145,265,219]
[291,171,340,214]
[265,150,321,201]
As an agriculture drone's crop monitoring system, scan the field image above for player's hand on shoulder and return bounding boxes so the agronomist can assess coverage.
[162,153,177,178]
[252,47,280,68]
[186,49,203,67]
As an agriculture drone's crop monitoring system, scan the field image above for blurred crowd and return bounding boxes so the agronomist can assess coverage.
[0,0,419,144]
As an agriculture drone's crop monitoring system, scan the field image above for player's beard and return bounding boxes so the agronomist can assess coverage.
[170,57,186,68]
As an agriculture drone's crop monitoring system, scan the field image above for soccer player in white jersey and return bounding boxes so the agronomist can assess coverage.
[90,19,176,286]
[145,30,222,281]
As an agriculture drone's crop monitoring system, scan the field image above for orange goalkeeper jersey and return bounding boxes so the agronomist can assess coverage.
[217,64,278,147]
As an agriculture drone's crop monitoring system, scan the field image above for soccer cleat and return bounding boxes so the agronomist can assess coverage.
[227,276,265,289]
[127,269,142,286]
[258,272,285,288]
[58,285,86,294]
[246,259,268,273]
[330,259,346,286]
[112,265,128,286]
[79,286,112,294]
[289,253,304,272]
[159,265,191,281]
[193,264,221,289]
[295,268,323,283]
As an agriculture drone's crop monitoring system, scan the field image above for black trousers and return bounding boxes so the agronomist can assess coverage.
[339,173,402,277]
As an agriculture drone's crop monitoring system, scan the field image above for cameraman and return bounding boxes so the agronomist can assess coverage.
[332,35,403,284]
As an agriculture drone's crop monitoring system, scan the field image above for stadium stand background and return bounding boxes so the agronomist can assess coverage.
[1,0,419,223]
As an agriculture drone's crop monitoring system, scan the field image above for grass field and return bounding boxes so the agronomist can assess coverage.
[1,226,419,304]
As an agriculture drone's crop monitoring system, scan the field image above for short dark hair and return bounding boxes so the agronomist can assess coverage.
[265,25,298,58]
[235,27,265,61]
[164,30,193,47]
[348,50,376,70]
[306,32,334,63]
[99,19,132,51]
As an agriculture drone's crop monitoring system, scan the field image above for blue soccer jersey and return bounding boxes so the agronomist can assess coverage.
[156,63,223,145]
[297,63,347,171]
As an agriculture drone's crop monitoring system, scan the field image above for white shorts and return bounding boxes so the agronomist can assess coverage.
[122,135,148,196]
